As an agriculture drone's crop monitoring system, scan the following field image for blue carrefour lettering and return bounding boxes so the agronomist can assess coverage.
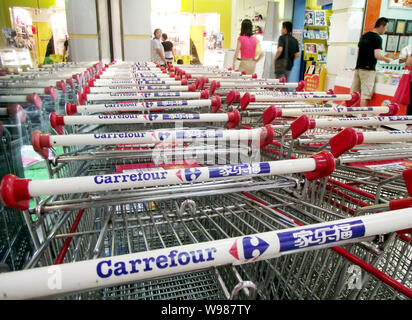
[96,247,217,279]
[96,260,112,278]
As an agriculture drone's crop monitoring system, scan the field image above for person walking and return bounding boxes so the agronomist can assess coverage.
[232,19,264,75]
[351,17,392,106]
[274,21,300,81]
[161,33,174,66]
[151,28,167,67]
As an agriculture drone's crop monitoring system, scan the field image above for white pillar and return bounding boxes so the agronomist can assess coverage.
[65,0,100,61]
[326,0,366,89]
[121,0,151,62]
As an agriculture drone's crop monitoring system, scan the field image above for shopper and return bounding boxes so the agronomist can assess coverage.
[232,19,264,75]
[151,28,167,67]
[274,21,300,81]
[161,33,174,66]
[351,17,392,106]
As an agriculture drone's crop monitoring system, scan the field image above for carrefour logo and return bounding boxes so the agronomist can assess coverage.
[176,168,202,182]
[143,114,159,121]
[229,236,269,262]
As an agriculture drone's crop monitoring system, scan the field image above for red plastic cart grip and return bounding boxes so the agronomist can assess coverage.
[240,92,255,111]
[50,112,65,135]
[56,81,66,93]
[329,128,364,158]
[279,77,286,83]
[87,79,95,87]
[32,130,51,159]
[296,80,305,92]
[227,109,241,129]
[181,79,188,86]
[0,174,32,210]
[305,150,336,181]
[203,77,209,84]
[26,93,42,110]
[379,103,399,116]
[188,83,196,92]
[252,73,257,79]
[194,78,201,89]
[241,70,246,75]
[290,115,316,139]
[344,91,360,107]
[44,86,57,101]
[185,73,191,80]
[210,80,220,95]
[262,105,283,125]
[200,89,209,99]
[211,96,222,113]
[402,168,412,197]
[7,104,26,123]
[260,124,275,148]
[66,78,74,89]
[77,91,86,105]
[389,198,412,211]
[227,90,240,106]
[65,103,78,115]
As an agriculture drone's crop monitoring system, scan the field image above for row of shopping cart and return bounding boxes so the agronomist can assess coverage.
[0,60,411,300]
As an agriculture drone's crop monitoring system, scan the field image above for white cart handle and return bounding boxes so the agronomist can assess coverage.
[290,114,412,139]
[87,84,196,94]
[1,150,335,210]
[91,79,187,86]
[263,104,400,124]
[32,125,274,159]
[77,89,209,105]
[209,80,305,95]
[50,109,240,134]
[232,91,360,110]
[65,96,220,115]
[0,206,410,300]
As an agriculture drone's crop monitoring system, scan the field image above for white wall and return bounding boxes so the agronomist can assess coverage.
[65,0,99,61]
[121,0,151,62]
[325,0,366,89]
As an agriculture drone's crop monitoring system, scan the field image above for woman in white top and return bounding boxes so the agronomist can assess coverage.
[151,28,167,66]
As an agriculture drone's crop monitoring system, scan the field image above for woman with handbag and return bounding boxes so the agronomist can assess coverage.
[232,19,264,75]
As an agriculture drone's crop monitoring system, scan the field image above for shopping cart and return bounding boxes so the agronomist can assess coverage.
[0,120,34,273]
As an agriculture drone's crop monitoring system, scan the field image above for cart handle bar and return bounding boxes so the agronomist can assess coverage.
[31,124,274,159]
[237,91,360,110]
[76,88,209,105]
[49,109,240,135]
[65,96,221,115]
[263,103,400,125]
[0,207,411,300]
[1,150,335,210]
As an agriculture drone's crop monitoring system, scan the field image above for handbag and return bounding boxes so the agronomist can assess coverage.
[393,71,411,105]
[275,35,289,74]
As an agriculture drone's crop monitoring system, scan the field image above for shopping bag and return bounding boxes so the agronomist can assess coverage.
[393,72,411,105]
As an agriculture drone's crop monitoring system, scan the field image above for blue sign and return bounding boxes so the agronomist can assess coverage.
[277,220,365,252]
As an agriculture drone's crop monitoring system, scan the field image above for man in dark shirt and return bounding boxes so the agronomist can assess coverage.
[274,21,300,81]
[161,33,174,65]
[351,17,392,106]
